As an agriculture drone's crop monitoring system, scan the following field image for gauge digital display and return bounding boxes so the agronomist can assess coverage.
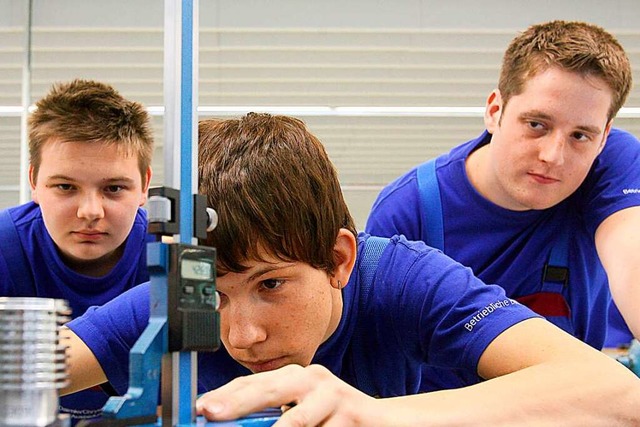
[181,258,213,280]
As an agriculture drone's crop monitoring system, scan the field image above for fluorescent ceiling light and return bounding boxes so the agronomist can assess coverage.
[3,106,640,118]
[200,106,640,118]
[149,105,486,117]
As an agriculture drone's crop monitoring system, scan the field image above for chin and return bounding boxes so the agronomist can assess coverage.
[525,200,561,211]
[512,190,563,211]
[71,249,114,264]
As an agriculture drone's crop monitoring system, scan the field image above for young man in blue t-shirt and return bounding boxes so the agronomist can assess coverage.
[366,21,640,361]
[0,79,154,422]
[61,113,640,425]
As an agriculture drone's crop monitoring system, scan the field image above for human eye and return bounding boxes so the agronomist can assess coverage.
[260,278,285,291]
[104,185,125,194]
[527,120,545,131]
[571,131,591,143]
[54,183,74,192]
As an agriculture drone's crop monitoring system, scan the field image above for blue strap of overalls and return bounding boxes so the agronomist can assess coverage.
[354,235,390,395]
[416,158,444,250]
[542,226,569,291]
[416,158,569,292]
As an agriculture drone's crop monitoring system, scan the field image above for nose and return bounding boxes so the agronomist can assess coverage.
[77,192,105,221]
[225,303,267,350]
[537,132,565,165]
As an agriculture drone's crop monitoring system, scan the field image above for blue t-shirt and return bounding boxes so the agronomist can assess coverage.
[68,234,538,398]
[0,201,150,422]
[366,128,640,354]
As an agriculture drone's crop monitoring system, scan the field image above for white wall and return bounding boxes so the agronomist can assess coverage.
[1,0,639,229]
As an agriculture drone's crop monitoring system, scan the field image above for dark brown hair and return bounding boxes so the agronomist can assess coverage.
[198,113,357,275]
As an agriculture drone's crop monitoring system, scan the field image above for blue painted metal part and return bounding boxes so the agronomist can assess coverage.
[197,409,280,426]
[113,410,280,427]
[179,0,194,243]
[99,242,170,423]
[176,1,198,423]
[100,319,165,422]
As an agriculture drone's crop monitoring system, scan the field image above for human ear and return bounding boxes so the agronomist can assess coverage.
[140,166,153,206]
[598,120,613,155]
[28,164,39,204]
[484,89,502,133]
[330,229,357,290]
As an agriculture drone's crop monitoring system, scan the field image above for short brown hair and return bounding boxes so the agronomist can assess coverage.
[198,113,357,275]
[29,79,154,184]
[499,20,632,121]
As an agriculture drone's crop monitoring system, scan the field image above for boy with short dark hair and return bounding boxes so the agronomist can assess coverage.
[62,113,640,425]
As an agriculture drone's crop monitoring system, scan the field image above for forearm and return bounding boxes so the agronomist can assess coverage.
[609,261,640,340]
[197,320,640,426]
[596,206,640,340]
[60,326,108,396]
[376,320,640,426]
[377,355,640,426]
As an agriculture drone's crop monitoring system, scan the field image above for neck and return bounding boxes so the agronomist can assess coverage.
[322,286,344,343]
[465,143,490,198]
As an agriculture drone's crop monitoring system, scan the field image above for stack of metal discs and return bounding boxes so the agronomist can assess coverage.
[0,297,71,427]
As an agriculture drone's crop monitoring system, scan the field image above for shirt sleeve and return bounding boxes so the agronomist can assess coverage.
[379,237,540,373]
[581,128,640,235]
[66,282,151,394]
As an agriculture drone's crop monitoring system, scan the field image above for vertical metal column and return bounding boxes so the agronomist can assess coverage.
[161,0,199,425]
[19,0,33,204]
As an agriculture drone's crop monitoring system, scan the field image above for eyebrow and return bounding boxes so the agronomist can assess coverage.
[45,174,136,184]
[520,110,604,136]
[574,124,604,136]
[101,176,137,184]
[244,263,296,285]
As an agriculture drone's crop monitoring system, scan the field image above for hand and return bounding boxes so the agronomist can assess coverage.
[196,364,378,426]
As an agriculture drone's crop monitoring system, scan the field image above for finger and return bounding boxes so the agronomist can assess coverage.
[274,367,374,427]
[273,365,358,427]
[197,364,311,421]
[275,389,338,427]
